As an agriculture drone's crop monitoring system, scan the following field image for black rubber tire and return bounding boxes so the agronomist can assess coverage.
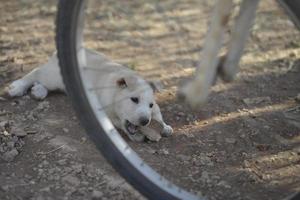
[55,1,201,200]
[289,192,300,200]
[277,0,300,30]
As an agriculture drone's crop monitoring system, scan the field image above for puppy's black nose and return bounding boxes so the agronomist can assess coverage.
[139,117,150,126]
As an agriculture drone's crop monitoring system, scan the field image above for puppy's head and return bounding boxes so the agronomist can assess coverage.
[114,75,158,140]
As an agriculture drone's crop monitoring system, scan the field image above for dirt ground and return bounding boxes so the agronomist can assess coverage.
[1,0,300,200]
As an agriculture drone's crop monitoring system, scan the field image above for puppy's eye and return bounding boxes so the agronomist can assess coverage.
[149,103,153,108]
[130,97,139,104]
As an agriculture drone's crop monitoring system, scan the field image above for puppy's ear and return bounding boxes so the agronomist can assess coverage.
[148,81,163,93]
[116,78,127,89]
[116,76,138,89]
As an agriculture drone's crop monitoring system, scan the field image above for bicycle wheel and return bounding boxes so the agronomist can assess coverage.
[277,0,300,30]
[56,0,300,199]
[56,0,202,199]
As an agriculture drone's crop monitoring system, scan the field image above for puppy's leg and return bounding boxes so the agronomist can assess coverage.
[8,53,63,98]
[7,68,40,97]
[152,103,173,137]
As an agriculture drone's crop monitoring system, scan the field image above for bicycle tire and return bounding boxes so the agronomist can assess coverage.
[55,0,202,199]
[277,0,300,30]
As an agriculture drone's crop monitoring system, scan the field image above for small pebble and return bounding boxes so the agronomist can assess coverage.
[160,148,169,155]
[2,148,19,162]
[225,138,237,144]
[62,175,80,186]
[295,94,300,102]
[92,190,103,200]
[62,128,69,133]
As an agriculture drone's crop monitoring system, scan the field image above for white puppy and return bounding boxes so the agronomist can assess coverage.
[7,49,173,142]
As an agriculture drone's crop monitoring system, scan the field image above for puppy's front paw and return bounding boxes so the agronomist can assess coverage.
[161,125,173,137]
[7,79,28,97]
[31,83,48,100]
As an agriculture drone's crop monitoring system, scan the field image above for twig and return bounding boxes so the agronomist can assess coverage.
[285,105,300,112]
[36,144,65,155]
[26,130,38,134]
[0,111,13,116]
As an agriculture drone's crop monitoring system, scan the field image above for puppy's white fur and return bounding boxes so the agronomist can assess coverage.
[8,49,173,141]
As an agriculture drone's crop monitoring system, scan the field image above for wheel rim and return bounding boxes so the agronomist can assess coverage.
[56,0,203,199]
